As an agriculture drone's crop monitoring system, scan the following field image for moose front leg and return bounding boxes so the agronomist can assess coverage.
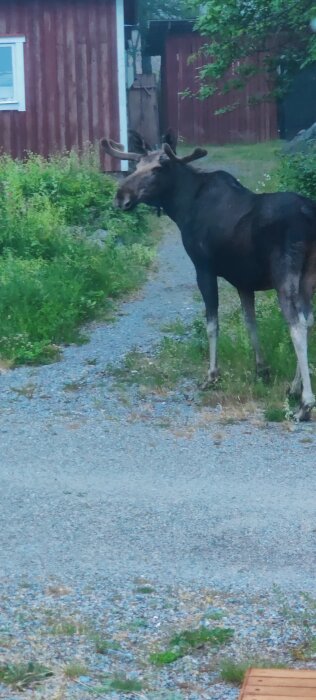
[196,268,219,387]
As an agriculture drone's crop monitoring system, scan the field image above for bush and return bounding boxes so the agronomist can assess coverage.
[276,147,316,199]
[0,151,154,364]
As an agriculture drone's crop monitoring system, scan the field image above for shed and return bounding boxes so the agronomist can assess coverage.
[146,20,278,145]
[0,0,136,170]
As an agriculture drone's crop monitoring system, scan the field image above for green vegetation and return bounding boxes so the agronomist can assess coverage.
[277,147,316,199]
[113,302,306,420]
[135,585,156,594]
[186,0,316,104]
[178,140,281,190]
[0,150,155,365]
[150,626,234,665]
[92,636,122,654]
[46,615,89,636]
[276,590,316,661]
[0,662,53,689]
[64,662,89,678]
[220,659,287,685]
[90,676,143,693]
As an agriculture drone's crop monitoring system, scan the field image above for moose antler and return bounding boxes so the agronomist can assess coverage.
[101,138,141,162]
[164,144,207,164]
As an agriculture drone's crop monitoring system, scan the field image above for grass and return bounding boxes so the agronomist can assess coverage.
[178,140,281,190]
[112,292,311,421]
[64,662,89,678]
[150,626,234,666]
[88,676,143,693]
[135,585,156,594]
[0,149,157,366]
[0,661,53,689]
[46,615,90,636]
[276,590,316,660]
[92,636,122,654]
[220,659,288,685]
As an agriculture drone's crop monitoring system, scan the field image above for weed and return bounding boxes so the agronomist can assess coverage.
[292,637,316,660]
[136,585,155,594]
[0,662,53,689]
[47,616,89,636]
[91,636,121,654]
[220,659,287,685]
[90,676,143,693]
[10,382,37,399]
[150,626,234,666]
[64,662,89,678]
[204,610,225,621]
[63,381,84,392]
[264,405,285,422]
[275,589,316,660]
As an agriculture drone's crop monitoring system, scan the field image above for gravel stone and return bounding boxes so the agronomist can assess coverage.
[0,224,315,699]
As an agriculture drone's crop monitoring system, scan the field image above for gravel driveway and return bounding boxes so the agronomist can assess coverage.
[0,223,315,699]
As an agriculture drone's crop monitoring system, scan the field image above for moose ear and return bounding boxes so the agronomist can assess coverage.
[162,127,177,154]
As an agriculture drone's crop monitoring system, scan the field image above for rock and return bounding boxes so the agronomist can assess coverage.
[89,229,110,248]
[283,122,316,154]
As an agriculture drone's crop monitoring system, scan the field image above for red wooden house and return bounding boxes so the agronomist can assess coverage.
[0,0,136,170]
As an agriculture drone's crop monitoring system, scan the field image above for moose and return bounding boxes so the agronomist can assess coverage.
[101,137,316,421]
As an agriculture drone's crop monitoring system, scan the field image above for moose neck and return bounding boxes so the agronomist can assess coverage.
[159,163,200,229]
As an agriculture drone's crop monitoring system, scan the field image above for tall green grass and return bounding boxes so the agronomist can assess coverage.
[0,150,154,364]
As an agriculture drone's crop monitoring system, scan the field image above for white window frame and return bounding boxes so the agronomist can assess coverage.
[0,36,26,111]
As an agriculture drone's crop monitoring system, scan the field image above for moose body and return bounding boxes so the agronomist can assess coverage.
[101,138,316,420]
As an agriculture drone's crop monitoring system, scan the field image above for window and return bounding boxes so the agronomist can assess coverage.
[0,36,25,111]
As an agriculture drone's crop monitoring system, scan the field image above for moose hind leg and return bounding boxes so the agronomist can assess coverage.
[289,362,302,399]
[278,284,315,420]
[238,289,269,381]
[289,290,315,399]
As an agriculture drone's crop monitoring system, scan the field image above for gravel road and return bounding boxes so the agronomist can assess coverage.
[0,222,315,699]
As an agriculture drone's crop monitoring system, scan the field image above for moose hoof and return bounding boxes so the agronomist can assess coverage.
[294,396,315,422]
[256,364,270,383]
[200,369,220,390]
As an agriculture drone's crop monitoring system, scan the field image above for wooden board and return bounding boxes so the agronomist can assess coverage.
[240,669,316,700]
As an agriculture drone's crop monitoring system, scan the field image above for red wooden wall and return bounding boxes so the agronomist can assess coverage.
[0,0,120,168]
[162,33,278,145]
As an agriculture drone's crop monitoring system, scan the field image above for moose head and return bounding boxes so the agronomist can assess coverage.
[100,138,208,212]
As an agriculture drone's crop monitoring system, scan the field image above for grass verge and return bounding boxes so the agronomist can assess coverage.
[0,149,158,365]
[112,289,314,421]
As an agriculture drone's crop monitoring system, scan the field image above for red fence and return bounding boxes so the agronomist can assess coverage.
[162,33,278,145]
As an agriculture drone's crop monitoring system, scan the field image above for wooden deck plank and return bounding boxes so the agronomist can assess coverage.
[244,688,316,696]
[240,669,316,700]
[247,679,316,689]
[243,695,316,700]
[248,671,316,679]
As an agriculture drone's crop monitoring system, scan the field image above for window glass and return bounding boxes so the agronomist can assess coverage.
[0,45,14,101]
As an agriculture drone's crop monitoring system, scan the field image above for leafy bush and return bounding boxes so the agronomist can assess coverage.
[276,147,316,200]
[0,151,154,364]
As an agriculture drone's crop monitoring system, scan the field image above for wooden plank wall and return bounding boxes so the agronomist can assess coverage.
[162,33,278,145]
[0,0,119,168]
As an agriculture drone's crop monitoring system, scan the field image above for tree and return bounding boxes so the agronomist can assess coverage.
[185,0,316,102]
